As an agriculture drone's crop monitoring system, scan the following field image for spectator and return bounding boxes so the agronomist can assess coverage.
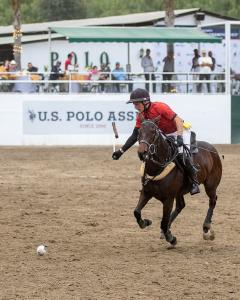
[4,60,10,72]
[27,62,38,73]
[191,49,200,72]
[50,61,63,80]
[9,60,17,73]
[99,63,111,92]
[208,51,216,92]
[141,49,156,93]
[162,51,174,93]
[208,51,216,72]
[0,61,8,78]
[112,62,126,92]
[64,53,73,71]
[198,49,213,93]
[89,66,100,92]
[49,61,64,92]
[191,49,201,92]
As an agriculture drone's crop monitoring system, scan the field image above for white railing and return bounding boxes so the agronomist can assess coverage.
[0,71,228,94]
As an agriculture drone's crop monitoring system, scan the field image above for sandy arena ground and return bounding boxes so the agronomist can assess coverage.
[0,145,239,300]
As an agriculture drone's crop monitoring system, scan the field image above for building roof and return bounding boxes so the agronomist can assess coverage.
[0,8,237,36]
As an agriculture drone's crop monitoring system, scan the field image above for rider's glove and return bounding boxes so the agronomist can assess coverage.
[112,148,124,160]
[176,135,184,147]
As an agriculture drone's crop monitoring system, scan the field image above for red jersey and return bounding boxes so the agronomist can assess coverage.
[136,102,177,134]
[64,58,72,71]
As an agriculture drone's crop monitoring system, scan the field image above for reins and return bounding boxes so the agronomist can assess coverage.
[139,120,179,168]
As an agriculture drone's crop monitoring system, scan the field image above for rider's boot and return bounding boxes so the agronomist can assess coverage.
[178,154,200,195]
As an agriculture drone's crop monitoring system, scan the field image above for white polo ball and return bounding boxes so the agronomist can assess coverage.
[37,244,48,256]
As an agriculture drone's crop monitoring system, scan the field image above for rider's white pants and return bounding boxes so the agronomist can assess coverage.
[167,129,191,153]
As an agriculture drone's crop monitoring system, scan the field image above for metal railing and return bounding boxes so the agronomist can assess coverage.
[0,71,228,94]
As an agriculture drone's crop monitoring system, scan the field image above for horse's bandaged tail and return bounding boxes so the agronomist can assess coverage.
[140,162,176,181]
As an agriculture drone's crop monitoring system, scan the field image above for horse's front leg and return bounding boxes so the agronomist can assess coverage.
[161,198,177,246]
[134,189,152,229]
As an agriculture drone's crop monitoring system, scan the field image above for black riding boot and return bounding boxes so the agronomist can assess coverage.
[178,154,200,195]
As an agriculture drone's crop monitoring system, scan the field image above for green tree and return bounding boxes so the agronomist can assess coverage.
[37,0,86,22]
[11,0,22,70]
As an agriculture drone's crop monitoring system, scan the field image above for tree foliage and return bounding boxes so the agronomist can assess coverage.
[0,0,239,26]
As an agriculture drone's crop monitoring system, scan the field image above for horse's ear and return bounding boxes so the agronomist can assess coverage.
[139,114,145,123]
[153,115,160,124]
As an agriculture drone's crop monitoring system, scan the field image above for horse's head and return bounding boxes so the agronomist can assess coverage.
[138,116,160,161]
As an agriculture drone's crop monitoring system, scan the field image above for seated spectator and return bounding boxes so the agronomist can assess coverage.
[49,61,64,92]
[99,63,111,92]
[89,66,100,92]
[8,60,18,77]
[4,60,10,72]
[89,65,99,79]
[112,62,126,92]
[50,61,63,80]
[27,62,38,73]
[0,61,7,77]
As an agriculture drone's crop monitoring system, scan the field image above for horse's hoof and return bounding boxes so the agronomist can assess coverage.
[144,219,152,227]
[139,219,146,229]
[203,232,209,240]
[203,223,211,233]
[203,227,215,241]
[209,229,215,240]
[170,236,177,246]
[160,230,165,239]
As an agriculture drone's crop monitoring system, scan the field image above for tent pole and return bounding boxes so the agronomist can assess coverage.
[225,22,231,95]
[127,42,131,72]
[48,27,52,72]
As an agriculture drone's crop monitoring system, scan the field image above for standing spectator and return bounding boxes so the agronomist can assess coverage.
[191,49,201,92]
[208,51,216,92]
[64,53,73,71]
[198,50,213,93]
[27,62,38,73]
[112,62,126,92]
[208,51,216,72]
[191,49,200,72]
[141,49,156,93]
[162,51,174,93]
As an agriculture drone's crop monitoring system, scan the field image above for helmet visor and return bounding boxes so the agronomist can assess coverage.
[126,97,150,104]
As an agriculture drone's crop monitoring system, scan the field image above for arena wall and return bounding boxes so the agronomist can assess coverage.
[0,93,231,145]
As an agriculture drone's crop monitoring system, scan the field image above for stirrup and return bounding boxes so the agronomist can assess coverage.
[190,183,200,195]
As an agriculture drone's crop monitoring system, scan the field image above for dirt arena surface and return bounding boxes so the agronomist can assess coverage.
[0,145,239,300]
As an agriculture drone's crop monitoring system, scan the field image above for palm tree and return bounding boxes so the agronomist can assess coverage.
[11,0,22,70]
[164,0,174,54]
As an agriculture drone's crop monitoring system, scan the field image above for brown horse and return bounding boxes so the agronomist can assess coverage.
[134,117,222,246]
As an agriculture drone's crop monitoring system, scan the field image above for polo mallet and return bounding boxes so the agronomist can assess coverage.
[112,122,119,152]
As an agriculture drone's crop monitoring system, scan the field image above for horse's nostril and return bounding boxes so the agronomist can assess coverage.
[138,151,146,161]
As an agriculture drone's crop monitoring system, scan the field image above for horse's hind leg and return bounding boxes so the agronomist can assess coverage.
[203,185,217,240]
[134,190,152,229]
[169,194,186,228]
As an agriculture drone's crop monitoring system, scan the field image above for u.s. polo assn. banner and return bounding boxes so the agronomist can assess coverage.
[23,100,137,135]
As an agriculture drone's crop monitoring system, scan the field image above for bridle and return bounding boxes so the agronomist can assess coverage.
[138,120,179,168]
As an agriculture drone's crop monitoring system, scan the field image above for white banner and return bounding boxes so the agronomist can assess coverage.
[23,101,137,135]
[0,93,231,145]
